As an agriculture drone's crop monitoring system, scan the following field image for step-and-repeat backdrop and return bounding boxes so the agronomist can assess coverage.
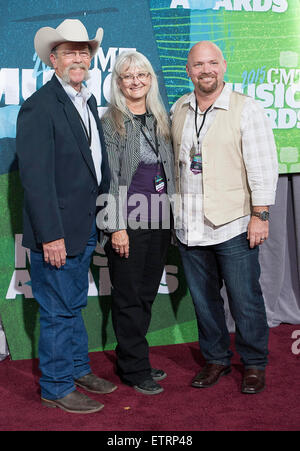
[1,0,299,359]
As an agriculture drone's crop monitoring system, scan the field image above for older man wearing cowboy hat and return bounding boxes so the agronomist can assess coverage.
[16,19,115,414]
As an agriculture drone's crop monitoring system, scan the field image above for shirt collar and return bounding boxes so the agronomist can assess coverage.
[183,82,232,112]
[55,74,91,103]
[123,107,154,124]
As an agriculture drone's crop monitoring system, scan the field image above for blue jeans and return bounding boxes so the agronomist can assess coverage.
[30,222,97,400]
[178,232,269,369]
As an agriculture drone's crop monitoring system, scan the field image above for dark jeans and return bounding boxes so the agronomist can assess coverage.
[178,232,269,369]
[30,222,97,400]
[105,228,170,385]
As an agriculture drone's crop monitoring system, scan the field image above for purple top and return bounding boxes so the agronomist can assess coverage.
[126,161,168,225]
[124,113,170,227]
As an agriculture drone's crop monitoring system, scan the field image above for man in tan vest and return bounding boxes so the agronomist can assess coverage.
[171,41,278,394]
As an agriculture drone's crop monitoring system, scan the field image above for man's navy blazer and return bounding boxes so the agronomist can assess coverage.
[16,74,111,256]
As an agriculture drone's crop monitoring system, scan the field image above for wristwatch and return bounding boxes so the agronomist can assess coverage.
[252,211,270,221]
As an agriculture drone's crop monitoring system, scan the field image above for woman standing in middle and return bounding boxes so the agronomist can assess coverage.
[100,51,175,395]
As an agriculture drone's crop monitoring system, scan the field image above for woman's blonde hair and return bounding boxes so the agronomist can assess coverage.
[104,51,170,139]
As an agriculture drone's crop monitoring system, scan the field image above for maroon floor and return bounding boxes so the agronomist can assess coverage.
[0,324,299,431]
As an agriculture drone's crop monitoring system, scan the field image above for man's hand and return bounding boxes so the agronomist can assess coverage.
[42,238,67,268]
[111,230,129,258]
[247,207,269,249]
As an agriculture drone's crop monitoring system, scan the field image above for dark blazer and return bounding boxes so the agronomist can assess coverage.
[16,74,110,256]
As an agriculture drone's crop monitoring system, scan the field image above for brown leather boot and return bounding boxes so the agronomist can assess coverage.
[41,390,104,414]
[242,368,265,394]
[192,363,231,388]
[75,373,117,394]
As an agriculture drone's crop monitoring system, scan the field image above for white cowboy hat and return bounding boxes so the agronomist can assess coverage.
[34,19,103,67]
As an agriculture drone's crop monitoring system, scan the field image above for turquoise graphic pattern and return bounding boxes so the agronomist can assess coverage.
[149,0,231,107]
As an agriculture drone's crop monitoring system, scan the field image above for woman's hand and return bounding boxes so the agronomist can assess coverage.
[111,230,129,258]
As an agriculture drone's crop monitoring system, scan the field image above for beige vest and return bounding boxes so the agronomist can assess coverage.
[171,91,251,226]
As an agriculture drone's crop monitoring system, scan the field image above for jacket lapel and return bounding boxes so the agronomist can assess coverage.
[51,76,98,182]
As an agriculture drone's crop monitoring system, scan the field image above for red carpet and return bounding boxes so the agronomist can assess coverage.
[0,324,299,431]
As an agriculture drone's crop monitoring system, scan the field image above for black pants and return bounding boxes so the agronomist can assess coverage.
[105,228,171,385]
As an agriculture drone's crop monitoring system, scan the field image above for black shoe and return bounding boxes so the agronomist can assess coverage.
[134,378,164,395]
[151,368,167,381]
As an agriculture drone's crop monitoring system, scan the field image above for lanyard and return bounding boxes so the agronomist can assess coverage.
[194,100,212,146]
[77,106,92,147]
[140,121,160,159]
[136,117,165,192]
